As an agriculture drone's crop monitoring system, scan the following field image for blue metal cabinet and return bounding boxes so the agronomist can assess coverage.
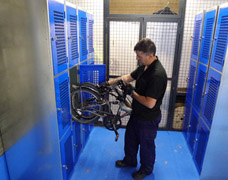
[49,0,68,75]
[187,108,200,154]
[191,13,204,61]
[54,72,71,138]
[199,9,217,65]
[201,68,221,128]
[67,6,79,68]
[78,9,88,64]
[82,124,91,148]
[193,119,210,174]
[60,128,74,180]
[210,5,228,72]
[87,13,94,64]
[0,154,9,180]
[182,99,192,139]
[186,60,198,102]
[193,63,207,113]
[72,122,82,165]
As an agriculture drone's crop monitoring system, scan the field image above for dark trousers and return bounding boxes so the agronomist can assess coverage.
[123,115,161,175]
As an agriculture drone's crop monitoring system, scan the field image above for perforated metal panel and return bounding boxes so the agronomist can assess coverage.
[201,68,221,127]
[54,72,71,138]
[187,108,199,154]
[186,60,197,102]
[193,119,210,174]
[210,5,228,72]
[109,21,140,76]
[49,0,68,75]
[60,128,74,180]
[67,6,79,67]
[199,9,217,65]
[193,63,207,113]
[72,122,82,164]
[146,22,178,78]
[191,13,204,61]
[182,99,191,139]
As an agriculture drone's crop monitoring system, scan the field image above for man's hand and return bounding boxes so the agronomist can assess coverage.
[125,84,135,96]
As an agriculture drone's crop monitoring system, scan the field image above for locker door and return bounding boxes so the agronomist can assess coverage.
[72,122,82,165]
[186,60,197,102]
[191,13,204,61]
[67,6,79,68]
[78,9,88,64]
[60,128,74,180]
[201,68,221,128]
[199,9,217,65]
[193,63,207,113]
[48,0,68,75]
[182,99,191,139]
[187,108,199,154]
[193,119,210,174]
[54,72,71,138]
[82,124,90,148]
[210,5,228,72]
[87,13,94,63]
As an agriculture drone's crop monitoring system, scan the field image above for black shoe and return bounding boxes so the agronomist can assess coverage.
[115,160,137,168]
[132,170,147,180]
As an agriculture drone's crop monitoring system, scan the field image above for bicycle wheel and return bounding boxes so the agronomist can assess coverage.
[71,87,104,124]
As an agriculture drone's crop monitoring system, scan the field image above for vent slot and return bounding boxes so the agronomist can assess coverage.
[81,17,87,56]
[192,20,202,56]
[70,15,79,60]
[54,11,67,66]
[195,70,206,109]
[214,15,228,65]
[88,20,93,53]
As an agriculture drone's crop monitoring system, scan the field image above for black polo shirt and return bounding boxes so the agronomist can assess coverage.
[130,58,167,121]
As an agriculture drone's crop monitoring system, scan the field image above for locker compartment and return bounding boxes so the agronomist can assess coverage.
[191,13,204,61]
[201,68,221,128]
[60,128,74,180]
[210,5,228,72]
[193,119,210,174]
[187,108,199,154]
[199,8,217,65]
[193,63,207,113]
[182,99,191,139]
[82,124,91,148]
[78,9,88,64]
[186,59,198,102]
[54,72,71,138]
[67,5,79,68]
[48,0,68,75]
[87,12,94,62]
[72,122,82,165]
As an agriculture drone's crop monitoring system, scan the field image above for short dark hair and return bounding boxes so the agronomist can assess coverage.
[134,38,156,56]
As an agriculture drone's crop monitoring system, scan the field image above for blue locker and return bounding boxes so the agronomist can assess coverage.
[186,60,198,102]
[201,68,221,128]
[67,5,79,68]
[210,5,228,72]
[193,63,207,113]
[48,0,68,75]
[191,13,204,60]
[199,9,217,65]
[82,124,91,148]
[182,99,191,140]
[0,154,10,180]
[193,119,210,174]
[187,108,199,154]
[54,72,71,138]
[72,122,82,165]
[87,13,94,63]
[60,128,74,180]
[78,9,88,64]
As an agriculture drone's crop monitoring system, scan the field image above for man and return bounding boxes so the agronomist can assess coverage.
[107,38,167,180]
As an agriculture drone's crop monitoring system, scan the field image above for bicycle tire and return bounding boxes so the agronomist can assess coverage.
[71,87,104,124]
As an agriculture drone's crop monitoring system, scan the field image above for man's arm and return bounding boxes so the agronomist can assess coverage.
[108,74,134,85]
[132,92,157,109]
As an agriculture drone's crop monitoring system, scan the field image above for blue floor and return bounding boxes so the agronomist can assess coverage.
[70,127,199,180]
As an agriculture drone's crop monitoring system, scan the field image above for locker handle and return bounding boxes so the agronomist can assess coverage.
[193,139,198,142]
[57,108,64,113]
[63,165,68,170]
[52,37,57,41]
[74,144,78,147]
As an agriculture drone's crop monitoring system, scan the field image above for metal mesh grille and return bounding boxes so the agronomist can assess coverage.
[109,21,140,76]
[68,0,104,64]
[178,0,228,88]
[146,22,178,78]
